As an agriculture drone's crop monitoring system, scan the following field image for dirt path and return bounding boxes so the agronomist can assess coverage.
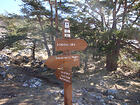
[0,65,140,105]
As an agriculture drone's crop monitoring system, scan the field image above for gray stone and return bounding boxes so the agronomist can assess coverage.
[0,54,10,62]
[108,102,118,105]
[22,78,42,88]
[96,95,102,100]
[89,92,96,97]
[100,99,104,103]
[107,89,118,95]
[60,89,64,96]
[72,98,77,103]
[107,95,114,100]
[0,71,6,78]
[102,103,106,105]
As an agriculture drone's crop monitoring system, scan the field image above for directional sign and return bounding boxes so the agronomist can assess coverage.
[64,29,70,33]
[64,19,70,29]
[55,70,72,84]
[63,19,71,38]
[45,55,80,69]
[55,39,88,51]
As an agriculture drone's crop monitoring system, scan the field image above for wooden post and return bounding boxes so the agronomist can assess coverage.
[44,1,86,104]
[45,19,87,105]
[64,81,72,105]
[63,20,72,105]
[63,55,72,105]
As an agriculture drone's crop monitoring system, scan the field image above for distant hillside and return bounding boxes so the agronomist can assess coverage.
[0,17,7,38]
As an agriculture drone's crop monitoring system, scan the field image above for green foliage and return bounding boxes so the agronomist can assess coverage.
[0,15,28,50]
[58,0,76,14]
[12,41,26,51]
[21,0,50,17]
[0,34,27,50]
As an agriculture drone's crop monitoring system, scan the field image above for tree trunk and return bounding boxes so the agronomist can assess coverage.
[37,15,51,56]
[106,50,118,71]
[55,0,58,39]
[32,40,36,60]
[84,50,88,71]
[43,34,51,56]
[50,4,55,55]
[106,39,120,71]
[106,0,119,71]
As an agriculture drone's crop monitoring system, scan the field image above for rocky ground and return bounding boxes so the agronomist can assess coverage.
[0,49,140,105]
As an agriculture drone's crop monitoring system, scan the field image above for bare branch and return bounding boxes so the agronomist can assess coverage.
[116,0,122,14]
[99,7,109,29]
[112,0,117,29]
[131,15,140,26]
[121,0,127,29]
[127,0,138,9]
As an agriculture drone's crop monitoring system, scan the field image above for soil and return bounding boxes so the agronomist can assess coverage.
[0,52,140,105]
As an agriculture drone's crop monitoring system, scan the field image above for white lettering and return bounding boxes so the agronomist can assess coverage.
[57,43,76,47]
[61,71,70,76]
[60,77,70,83]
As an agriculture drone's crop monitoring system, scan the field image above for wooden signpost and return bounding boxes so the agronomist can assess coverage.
[55,70,72,84]
[45,55,80,69]
[45,19,87,105]
[62,19,71,38]
[55,39,88,51]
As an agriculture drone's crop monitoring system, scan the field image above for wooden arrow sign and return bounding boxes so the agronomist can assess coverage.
[55,70,72,84]
[45,55,80,69]
[55,39,88,51]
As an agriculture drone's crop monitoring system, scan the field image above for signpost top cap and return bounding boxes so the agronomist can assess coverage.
[64,19,69,22]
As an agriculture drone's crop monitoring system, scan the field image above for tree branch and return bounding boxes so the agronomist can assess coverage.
[112,0,117,29]
[131,15,140,26]
[121,0,127,29]
[116,0,122,14]
[127,0,138,9]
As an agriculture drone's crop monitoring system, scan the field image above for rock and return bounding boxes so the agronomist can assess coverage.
[100,99,105,103]
[77,98,83,105]
[96,95,102,100]
[107,95,114,100]
[125,91,129,95]
[60,89,64,96]
[7,73,15,80]
[22,78,42,88]
[100,80,106,86]
[102,103,106,105]
[4,65,10,70]
[81,87,88,93]
[106,89,118,95]
[0,54,10,62]
[0,71,6,78]
[89,92,96,97]
[13,59,22,65]
[124,103,128,105]
[72,98,77,103]
[108,102,118,105]
[22,56,29,63]
[0,66,7,79]
[31,59,44,68]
